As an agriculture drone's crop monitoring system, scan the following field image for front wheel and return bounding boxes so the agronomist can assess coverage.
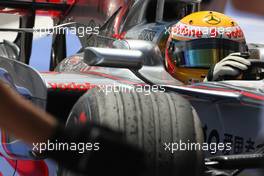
[60,88,204,176]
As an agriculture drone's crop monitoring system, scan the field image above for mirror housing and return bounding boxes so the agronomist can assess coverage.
[0,56,47,108]
[248,43,264,61]
[84,47,144,70]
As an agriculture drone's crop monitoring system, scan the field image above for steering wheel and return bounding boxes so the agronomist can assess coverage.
[242,59,264,80]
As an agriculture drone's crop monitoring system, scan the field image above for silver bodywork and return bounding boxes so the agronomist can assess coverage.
[1,37,264,175]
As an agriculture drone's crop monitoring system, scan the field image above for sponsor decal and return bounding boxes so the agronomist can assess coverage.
[171,22,244,41]
[48,82,96,92]
[138,29,156,41]
[203,125,262,155]
[204,13,221,25]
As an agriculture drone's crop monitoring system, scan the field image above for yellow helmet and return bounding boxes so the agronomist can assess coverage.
[165,11,247,84]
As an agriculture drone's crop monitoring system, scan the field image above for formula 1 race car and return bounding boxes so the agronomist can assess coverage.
[0,0,264,176]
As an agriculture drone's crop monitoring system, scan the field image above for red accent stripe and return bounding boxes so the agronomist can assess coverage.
[165,49,176,75]
[189,85,239,93]
[44,71,139,85]
[241,91,264,101]
[41,71,59,74]
[1,131,17,159]
[16,160,49,176]
[190,85,264,101]
[0,152,17,172]
[1,131,49,176]
[80,70,138,85]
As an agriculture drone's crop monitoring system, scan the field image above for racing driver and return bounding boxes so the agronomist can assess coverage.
[165,11,250,84]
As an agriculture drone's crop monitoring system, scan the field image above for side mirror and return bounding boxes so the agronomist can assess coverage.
[84,47,144,70]
[0,56,47,108]
[248,43,264,61]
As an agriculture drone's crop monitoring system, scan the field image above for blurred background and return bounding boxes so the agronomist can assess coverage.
[201,0,264,45]
[0,14,81,71]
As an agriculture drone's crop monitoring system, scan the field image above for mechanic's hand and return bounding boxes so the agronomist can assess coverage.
[204,52,251,81]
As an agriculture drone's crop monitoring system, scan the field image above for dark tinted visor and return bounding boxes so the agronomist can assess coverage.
[167,38,247,69]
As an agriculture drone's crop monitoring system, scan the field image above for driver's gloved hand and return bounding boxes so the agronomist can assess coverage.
[204,52,251,81]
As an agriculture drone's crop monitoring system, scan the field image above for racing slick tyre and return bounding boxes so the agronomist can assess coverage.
[60,88,204,176]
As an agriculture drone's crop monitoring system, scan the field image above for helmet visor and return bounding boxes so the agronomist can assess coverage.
[167,38,247,69]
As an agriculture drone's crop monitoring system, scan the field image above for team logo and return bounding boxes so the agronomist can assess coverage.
[204,13,221,25]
